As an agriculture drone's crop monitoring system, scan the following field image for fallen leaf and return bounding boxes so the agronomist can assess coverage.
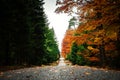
[84,72,91,75]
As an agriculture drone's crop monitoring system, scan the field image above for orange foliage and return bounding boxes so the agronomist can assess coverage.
[105,42,116,51]
[87,46,99,53]
[87,57,100,62]
[56,0,119,61]
[61,29,75,58]
[56,0,120,30]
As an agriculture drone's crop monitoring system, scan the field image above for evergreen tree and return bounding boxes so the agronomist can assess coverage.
[0,0,31,65]
[67,42,86,65]
[44,27,60,63]
[0,0,59,66]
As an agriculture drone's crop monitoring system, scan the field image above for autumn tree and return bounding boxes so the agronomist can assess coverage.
[61,29,74,58]
[56,0,120,41]
[56,0,120,68]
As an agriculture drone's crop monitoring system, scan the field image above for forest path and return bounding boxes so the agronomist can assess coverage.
[0,65,120,80]
[58,57,66,66]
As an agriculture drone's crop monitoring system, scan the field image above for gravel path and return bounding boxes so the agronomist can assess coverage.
[0,66,120,80]
[58,57,66,66]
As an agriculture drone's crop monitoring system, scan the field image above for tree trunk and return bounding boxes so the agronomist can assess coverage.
[5,39,10,65]
[99,43,106,67]
[117,27,120,53]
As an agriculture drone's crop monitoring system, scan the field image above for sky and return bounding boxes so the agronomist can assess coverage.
[44,0,71,51]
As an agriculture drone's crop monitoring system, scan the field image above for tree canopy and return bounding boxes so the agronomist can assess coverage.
[57,0,120,69]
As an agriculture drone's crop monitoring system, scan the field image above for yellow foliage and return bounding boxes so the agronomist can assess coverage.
[87,46,99,53]
[94,37,101,43]
[86,26,96,31]
[108,32,117,40]
[87,46,94,50]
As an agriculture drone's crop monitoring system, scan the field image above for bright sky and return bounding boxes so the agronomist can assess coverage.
[44,0,71,52]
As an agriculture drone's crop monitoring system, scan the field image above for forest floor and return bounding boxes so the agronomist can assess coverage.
[0,59,120,80]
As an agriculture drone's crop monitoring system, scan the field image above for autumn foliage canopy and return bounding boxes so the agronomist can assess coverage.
[56,0,120,68]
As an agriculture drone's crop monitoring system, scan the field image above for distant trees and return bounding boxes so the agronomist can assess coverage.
[57,0,120,69]
[61,29,74,57]
[0,0,59,66]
